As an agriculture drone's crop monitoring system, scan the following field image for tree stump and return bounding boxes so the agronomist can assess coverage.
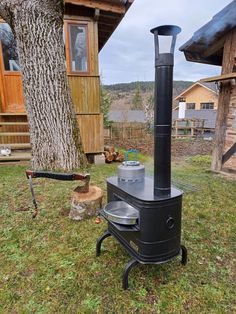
[69,184,103,220]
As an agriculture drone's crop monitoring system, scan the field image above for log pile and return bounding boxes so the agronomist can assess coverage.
[104,146,125,163]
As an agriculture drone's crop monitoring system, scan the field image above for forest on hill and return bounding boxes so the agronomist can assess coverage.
[102,80,194,111]
[104,80,193,95]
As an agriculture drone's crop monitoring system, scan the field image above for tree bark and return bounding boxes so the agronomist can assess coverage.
[69,184,103,220]
[0,0,87,170]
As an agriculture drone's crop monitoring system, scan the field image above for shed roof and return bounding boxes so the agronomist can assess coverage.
[108,110,146,123]
[179,0,236,65]
[65,0,134,51]
[172,110,217,129]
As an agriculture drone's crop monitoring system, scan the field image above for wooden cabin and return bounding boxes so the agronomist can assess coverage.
[0,0,133,161]
[180,0,236,173]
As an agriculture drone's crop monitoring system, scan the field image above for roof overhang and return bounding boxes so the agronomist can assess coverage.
[179,0,236,66]
[65,0,134,51]
[174,81,218,101]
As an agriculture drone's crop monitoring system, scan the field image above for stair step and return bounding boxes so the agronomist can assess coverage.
[2,143,31,149]
[0,132,30,136]
[0,112,27,116]
[0,152,31,161]
[0,122,28,126]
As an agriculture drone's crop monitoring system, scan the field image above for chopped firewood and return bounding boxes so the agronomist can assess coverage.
[104,146,124,163]
[113,152,125,162]
[105,151,114,163]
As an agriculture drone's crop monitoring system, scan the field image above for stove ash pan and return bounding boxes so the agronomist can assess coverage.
[105,177,183,264]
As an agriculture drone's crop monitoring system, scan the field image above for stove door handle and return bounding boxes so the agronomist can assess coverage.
[166,216,175,229]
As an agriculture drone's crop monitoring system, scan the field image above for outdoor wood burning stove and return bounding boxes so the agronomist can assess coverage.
[96,25,188,289]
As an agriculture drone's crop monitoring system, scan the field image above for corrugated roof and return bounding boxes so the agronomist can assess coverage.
[179,0,236,65]
[108,110,146,123]
[200,82,218,93]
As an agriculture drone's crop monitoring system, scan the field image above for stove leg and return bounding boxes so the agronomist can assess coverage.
[180,245,188,265]
[122,259,139,290]
[96,230,111,257]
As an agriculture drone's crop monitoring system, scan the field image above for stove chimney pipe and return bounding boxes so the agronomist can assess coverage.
[150,25,181,197]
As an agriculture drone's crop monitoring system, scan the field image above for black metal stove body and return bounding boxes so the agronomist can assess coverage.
[96,25,187,289]
[106,177,182,263]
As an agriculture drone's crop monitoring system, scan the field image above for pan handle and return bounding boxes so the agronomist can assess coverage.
[26,170,90,182]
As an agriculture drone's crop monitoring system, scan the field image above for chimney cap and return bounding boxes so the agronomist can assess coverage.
[150,25,181,36]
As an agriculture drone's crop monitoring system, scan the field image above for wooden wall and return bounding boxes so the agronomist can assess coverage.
[1,73,25,113]
[181,84,218,110]
[77,114,104,153]
[223,84,236,170]
[212,28,236,171]
[0,18,104,154]
[68,76,100,113]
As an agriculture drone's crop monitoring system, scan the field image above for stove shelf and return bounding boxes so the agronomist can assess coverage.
[99,208,140,232]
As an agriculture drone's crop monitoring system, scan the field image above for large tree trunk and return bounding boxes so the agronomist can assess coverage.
[0,0,87,170]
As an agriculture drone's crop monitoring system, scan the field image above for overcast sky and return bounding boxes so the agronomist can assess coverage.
[99,0,233,85]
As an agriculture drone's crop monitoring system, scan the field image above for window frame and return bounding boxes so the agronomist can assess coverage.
[64,20,90,76]
[0,22,21,75]
[186,103,196,110]
[200,102,214,110]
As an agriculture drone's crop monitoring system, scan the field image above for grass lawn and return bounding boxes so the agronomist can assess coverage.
[0,156,235,313]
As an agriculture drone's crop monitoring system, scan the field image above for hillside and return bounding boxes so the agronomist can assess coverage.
[103,80,193,110]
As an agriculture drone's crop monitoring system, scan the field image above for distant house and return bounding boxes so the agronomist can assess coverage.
[174,81,219,110]
[179,0,236,172]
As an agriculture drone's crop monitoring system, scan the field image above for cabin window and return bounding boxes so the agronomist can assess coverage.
[0,23,20,72]
[186,103,195,109]
[200,102,214,109]
[67,23,89,73]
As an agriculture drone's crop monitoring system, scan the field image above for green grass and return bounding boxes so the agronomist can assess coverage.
[0,159,235,313]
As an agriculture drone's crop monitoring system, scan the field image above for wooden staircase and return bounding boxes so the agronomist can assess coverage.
[0,113,31,162]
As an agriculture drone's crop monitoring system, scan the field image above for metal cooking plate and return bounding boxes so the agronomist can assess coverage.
[104,201,139,225]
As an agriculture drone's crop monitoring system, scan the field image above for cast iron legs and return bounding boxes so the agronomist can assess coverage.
[96,230,111,257]
[180,245,188,265]
[96,231,188,290]
[122,259,139,290]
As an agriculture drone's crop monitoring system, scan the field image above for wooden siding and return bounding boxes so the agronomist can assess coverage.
[212,29,236,171]
[2,73,25,113]
[66,19,101,115]
[69,76,100,113]
[180,85,218,110]
[223,29,236,170]
[0,19,103,154]
[77,114,104,153]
